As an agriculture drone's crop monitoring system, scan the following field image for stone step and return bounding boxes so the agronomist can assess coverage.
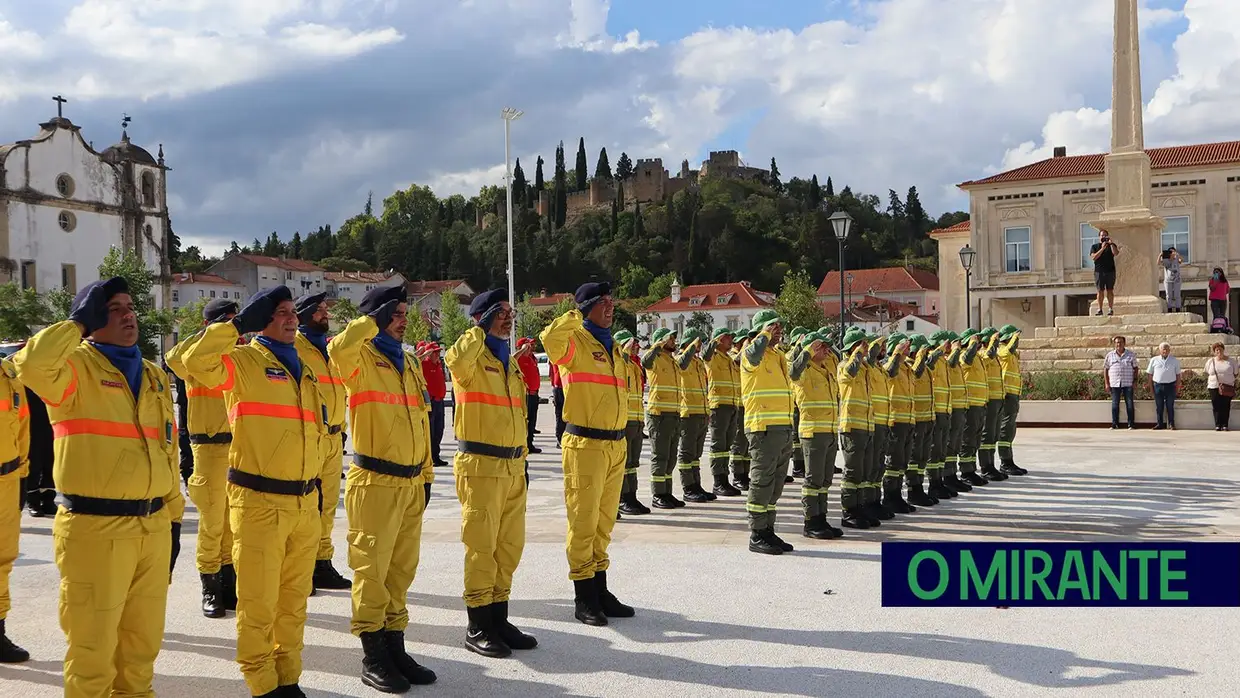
[1025,345,1224,361]
[1054,312,1203,328]
[1028,330,1237,346]
[1025,356,1229,372]
[1035,323,1214,338]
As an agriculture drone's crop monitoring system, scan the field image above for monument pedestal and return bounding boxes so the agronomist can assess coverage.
[1091,210,1167,315]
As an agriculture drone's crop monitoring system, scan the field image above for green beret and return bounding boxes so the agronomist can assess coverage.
[711,328,731,341]
[614,329,634,344]
[886,332,907,350]
[999,324,1021,338]
[751,309,781,331]
[842,327,868,352]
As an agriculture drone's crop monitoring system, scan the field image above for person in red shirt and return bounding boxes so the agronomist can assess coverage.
[420,341,449,467]
[516,338,543,454]
[549,362,565,447]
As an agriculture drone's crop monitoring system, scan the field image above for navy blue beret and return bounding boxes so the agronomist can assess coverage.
[468,288,508,318]
[71,276,129,315]
[294,292,327,322]
[575,281,611,308]
[203,298,238,321]
[359,284,407,316]
[244,285,293,309]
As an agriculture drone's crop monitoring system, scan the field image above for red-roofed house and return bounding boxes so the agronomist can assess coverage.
[325,271,406,305]
[527,290,574,308]
[209,253,326,299]
[939,139,1240,332]
[641,278,775,337]
[405,279,476,330]
[817,266,940,316]
[170,272,246,310]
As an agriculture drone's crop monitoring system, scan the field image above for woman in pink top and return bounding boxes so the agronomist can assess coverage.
[1207,268,1229,322]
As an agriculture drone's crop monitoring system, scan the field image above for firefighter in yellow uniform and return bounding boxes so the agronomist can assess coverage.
[166,298,240,618]
[641,328,682,509]
[181,285,327,698]
[862,333,895,524]
[614,330,651,516]
[728,331,753,490]
[882,333,917,514]
[836,328,872,529]
[996,325,1028,476]
[328,285,438,692]
[976,327,1010,482]
[702,328,743,497]
[926,332,955,501]
[446,289,539,659]
[15,277,184,696]
[739,309,796,555]
[294,292,352,591]
[904,335,938,507]
[539,282,634,626]
[788,330,842,539]
[958,329,990,488]
[943,332,972,494]
[0,356,30,662]
[674,329,712,503]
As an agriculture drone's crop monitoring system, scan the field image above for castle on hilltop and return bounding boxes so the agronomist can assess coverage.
[534,150,769,219]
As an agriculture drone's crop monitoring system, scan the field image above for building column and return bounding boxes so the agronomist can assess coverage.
[1044,294,1056,327]
[979,297,992,330]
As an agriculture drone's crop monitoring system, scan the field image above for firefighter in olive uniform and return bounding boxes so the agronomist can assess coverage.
[328,285,438,692]
[641,328,682,509]
[882,334,917,514]
[904,334,938,507]
[540,282,634,626]
[943,332,972,494]
[166,298,241,618]
[996,325,1028,475]
[957,329,990,488]
[181,286,327,698]
[293,292,352,591]
[446,289,538,659]
[728,331,754,490]
[0,355,30,662]
[614,330,651,516]
[15,278,185,697]
[674,329,713,503]
[789,330,842,539]
[702,328,743,497]
[785,327,808,481]
[976,328,1009,482]
[740,310,796,555]
[863,333,897,524]
[836,328,873,529]
[925,332,955,501]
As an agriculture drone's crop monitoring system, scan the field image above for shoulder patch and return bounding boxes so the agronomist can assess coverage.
[375,360,391,369]
[100,379,125,389]
[265,367,289,382]
[592,351,607,362]
[484,366,500,373]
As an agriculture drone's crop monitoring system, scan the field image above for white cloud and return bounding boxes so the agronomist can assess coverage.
[558,0,655,53]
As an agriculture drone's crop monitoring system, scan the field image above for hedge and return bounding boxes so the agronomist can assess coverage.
[1022,371,1211,401]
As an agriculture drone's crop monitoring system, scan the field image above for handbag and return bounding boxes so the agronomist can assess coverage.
[1211,360,1236,397]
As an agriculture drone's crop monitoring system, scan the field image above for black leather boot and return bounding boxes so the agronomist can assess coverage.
[840,507,871,529]
[465,605,511,658]
[883,483,915,514]
[39,490,58,517]
[573,578,608,626]
[791,462,805,479]
[803,515,842,540]
[200,572,225,618]
[277,685,307,697]
[964,471,990,487]
[906,481,936,507]
[712,473,742,497]
[492,601,537,649]
[383,630,437,685]
[865,500,893,521]
[596,571,635,618]
[683,485,711,503]
[218,564,238,611]
[359,630,411,693]
[945,474,972,492]
[1000,460,1028,476]
[929,478,955,499]
[979,451,1008,481]
[618,493,650,515]
[0,619,30,663]
[767,527,794,552]
[748,529,783,555]
[651,493,683,509]
[313,559,352,590]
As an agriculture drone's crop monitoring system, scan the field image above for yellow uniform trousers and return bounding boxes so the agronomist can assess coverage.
[56,529,172,698]
[317,434,344,561]
[231,503,319,696]
[0,476,19,620]
[562,439,625,581]
[187,443,233,573]
[456,472,527,608]
[345,473,426,635]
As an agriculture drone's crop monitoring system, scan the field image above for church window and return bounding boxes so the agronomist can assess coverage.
[199,290,205,298]
[62,264,77,292]
[56,174,74,198]
[58,211,77,232]
[141,172,156,207]
[210,290,217,298]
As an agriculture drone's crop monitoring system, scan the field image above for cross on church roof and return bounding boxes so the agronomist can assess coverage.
[53,95,67,118]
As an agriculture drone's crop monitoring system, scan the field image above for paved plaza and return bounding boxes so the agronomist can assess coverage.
[3,400,1240,697]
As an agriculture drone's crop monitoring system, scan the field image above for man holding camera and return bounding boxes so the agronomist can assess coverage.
[1091,230,1120,316]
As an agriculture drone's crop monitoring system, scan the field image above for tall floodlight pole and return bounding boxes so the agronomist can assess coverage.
[502,107,523,348]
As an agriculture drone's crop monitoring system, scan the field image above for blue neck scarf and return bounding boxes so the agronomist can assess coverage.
[90,342,144,398]
[484,334,510,371]
[256,336,302,383]
[584,320,614,356]
[372,333,405,375]
[299,325,329,362]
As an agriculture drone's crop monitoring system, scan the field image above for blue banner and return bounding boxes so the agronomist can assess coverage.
[881,542,1240,607]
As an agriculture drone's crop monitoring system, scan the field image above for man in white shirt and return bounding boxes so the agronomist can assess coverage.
[1102,336,1139,429]
[1146,343,1182,430]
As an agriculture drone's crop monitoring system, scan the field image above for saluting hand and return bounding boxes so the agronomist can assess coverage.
[513,341,535,360]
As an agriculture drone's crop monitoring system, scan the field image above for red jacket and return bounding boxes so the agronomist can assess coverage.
[549,362,562,389]
[518,353,540,394]
[422,356,447,401]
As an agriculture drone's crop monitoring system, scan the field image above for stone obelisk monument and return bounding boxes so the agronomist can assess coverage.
[1091,0,1167,313]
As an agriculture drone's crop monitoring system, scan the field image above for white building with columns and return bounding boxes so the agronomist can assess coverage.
[0,106,171,312]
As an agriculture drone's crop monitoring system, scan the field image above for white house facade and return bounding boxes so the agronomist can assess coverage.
[171,272,246,310]
[641,279,776,338]
[326,271,406,305]
[210,253,326,299]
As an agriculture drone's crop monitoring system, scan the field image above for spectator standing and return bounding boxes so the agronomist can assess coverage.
[549,362,566,446]
[1208,268,1230,324]
[516,338,543,454]
[1103,335,1139,429]
[1160,248,1183,313]
[1146,343,1181,430]
[420,341,449,467]
[1090,230,1120,316]
[1205,342,1237,431]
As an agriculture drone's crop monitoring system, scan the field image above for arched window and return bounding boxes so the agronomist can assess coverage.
[141,171,156,207]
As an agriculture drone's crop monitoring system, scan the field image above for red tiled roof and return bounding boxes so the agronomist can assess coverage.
[325,271,398,283]
[407,279,469,296]
[929,220,970,237]
[528,293,573,307]
[172,272,239,285]
[234,254,323,272]
[818,267,939,296]
[960,140,1240,187]
[819,295,919,319]
[644,281,773,313]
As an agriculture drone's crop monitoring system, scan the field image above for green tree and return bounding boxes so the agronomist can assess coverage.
[594,147,612,180]
[0,283,49,340]
[769,157,783,194]
[808,175,822,210]
[289,232,304,259]
[575,137,588,191]
[615,152,634,181]
[329,298,359,331]
[317,256,370,272]
[687,310,713,335]
[174,298,209,342]
[512,158,528,208]
[642,271,676,307]
[437,290,471,347]
[534,156,545,191]
[773,269,826,330]
[403,307,431,344]
[617,263,653,300]
[825,176,835,198]
[262,231,285,257]
[98,247,173,359]
[43,286,74,323]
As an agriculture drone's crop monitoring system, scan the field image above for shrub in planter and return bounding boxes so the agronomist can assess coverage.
[1022,371,1210,401]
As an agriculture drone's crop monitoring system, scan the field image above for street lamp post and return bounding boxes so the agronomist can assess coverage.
[827,210,854,339]
[502,107,523,349]
[959,243,977,329]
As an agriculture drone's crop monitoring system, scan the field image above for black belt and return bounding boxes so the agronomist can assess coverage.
[189,433,232,445]
[0,457,22,477]
[227,468,319,496]
[328,424,343,435]
[457,441,524,459]
[565,424,625,441]
[62,494,163,517]
[354,455,422,479]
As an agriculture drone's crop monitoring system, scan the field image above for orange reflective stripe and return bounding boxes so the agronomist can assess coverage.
[53,418,160,440]
[187,386,225,398]
[456,391,523,408]
[228,402,316,423]
[318,375,344,385]
[44,362,79,408]
[555,338,577,367]
[17,406,28,419]
[562,371,625,388]
[0,400,9,412]
[348,391,422,408]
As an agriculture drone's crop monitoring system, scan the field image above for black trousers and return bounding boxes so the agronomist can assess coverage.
[552,387,566,444]
[430,399,446,463]
[1209,388,1234,428]
[526,393,540,447]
